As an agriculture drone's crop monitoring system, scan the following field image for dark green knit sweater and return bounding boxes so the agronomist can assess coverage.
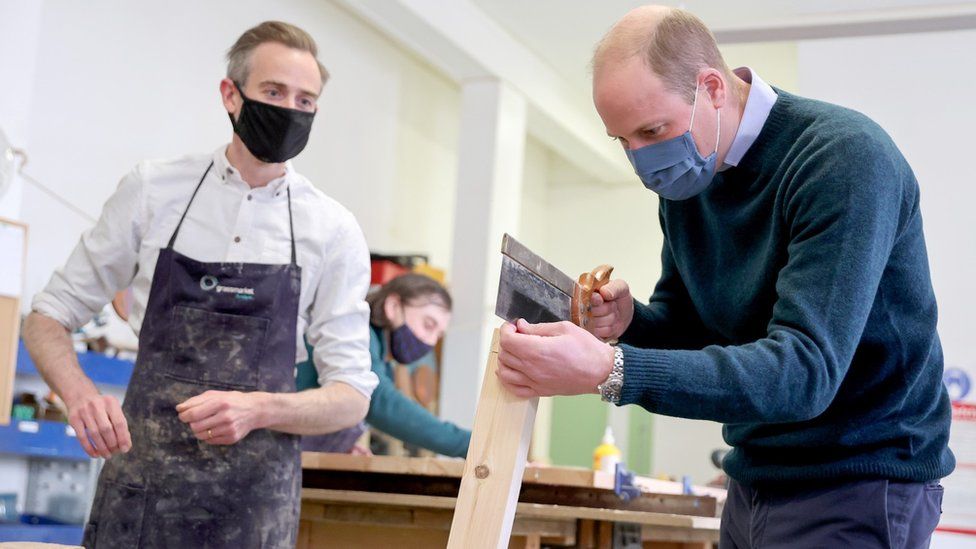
[619,90,954,486]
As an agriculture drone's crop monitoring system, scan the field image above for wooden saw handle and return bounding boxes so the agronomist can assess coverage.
[571,264,614,330]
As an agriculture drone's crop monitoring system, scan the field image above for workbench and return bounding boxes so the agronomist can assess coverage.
[298,453,722,548]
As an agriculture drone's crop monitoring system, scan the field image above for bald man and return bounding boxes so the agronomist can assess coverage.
[497,6,953,548]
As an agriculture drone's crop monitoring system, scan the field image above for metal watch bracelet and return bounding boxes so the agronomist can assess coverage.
[598,345,624,404]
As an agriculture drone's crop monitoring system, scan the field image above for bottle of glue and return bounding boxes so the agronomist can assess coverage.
[592,426,622,474]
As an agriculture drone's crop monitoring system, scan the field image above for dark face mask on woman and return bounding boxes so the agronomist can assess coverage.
[389,324,432,364]
[229,83,315,164]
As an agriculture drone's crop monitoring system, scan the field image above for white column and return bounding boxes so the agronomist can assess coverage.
[440,78,527,429]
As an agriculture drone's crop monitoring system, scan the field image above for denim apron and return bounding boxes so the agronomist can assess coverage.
[83,161,302,548]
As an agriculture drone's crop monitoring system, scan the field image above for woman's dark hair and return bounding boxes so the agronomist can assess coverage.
[366,273,452,328]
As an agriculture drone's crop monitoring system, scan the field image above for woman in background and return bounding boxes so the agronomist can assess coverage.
[297,274,471,457]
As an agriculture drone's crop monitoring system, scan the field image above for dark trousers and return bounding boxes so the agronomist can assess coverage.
[720,478,943,548]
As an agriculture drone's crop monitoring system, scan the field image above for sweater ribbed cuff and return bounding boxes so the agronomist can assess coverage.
[618,344,672,411]
[619,299,653,346]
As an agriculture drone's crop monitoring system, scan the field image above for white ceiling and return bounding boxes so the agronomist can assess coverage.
[470,0,976,91]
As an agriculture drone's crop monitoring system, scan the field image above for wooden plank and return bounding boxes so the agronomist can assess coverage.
[597,521,613,549]
[509,534,541,549]
[300,493,576,538]
[641,541,713,549]
[301,489,721,533]
[447,329,538,548]
[300,453,727,504]
[302,488,457,509]
[302,452,464,477]
[641,523,720,543]
[0,295,20,426]
[305,519,450,548]
[302,468,714,516]
[0,216,27,427]
[516,503,720,531]
[578,519,597,549]
[302,451,611,489]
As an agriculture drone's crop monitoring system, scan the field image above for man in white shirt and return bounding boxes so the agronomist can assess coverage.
[23,21,377,547]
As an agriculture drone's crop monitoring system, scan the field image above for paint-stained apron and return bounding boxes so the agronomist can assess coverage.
[83,161,303,548]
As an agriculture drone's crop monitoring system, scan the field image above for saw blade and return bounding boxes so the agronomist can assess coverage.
[494,234,574,324]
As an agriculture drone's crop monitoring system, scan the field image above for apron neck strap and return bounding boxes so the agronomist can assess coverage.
[287,186,296,265]
[167,161,298,266]
[167,161,213,249]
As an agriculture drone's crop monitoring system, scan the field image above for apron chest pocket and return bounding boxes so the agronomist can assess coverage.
[163,305,270,390]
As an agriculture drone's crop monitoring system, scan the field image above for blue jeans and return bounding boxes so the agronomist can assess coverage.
[720,478,944,548]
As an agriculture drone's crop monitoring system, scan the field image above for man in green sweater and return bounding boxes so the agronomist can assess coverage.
[496,6,953,548]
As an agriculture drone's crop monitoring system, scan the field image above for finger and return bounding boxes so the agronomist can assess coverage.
[590,292,605,307]
[589,313,617,329]
[502,382,537,399]
[497,349,533,375]
[176,390,218,413]
[79,407,111,458]
[193,425,216,441]
[496,362,536,387]
[106,403,132,453]
[91,404,120,454]
[206,426,242,445]
[499,329,555,365]
[514,319,572,337]
[189,413,227,435]
[598,279,629,301]
[178,397,224,424]
[69,415,97,458]
[591,325,617,339]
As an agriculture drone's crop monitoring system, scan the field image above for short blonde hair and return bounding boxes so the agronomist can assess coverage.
[594,8,731,103]
[227,21,329,89]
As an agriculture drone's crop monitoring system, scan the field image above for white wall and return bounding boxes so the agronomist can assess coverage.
[0,1,43,219]
[798,29,976,548]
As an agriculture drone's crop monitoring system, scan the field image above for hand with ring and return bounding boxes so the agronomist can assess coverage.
[176,390,266,445]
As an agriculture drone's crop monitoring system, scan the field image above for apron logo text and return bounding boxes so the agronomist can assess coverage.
[200,275,255,300]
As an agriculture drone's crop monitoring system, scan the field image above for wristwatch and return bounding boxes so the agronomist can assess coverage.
[598,346,624,404]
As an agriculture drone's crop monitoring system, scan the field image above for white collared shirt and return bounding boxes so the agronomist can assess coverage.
[32,146,378,397]
[722,67,778,170]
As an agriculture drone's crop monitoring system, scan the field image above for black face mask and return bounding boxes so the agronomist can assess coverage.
[229,83,316,164]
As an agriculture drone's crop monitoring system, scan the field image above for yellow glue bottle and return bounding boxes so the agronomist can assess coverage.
[592,426,622,473]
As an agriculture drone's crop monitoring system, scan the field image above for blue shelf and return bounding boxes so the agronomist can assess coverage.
[16,340,134,387]
[0,419,89,461]
[0,523,83,544]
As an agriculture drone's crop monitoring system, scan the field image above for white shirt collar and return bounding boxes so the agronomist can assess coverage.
[212,145,292,196]
[721,67,778,170]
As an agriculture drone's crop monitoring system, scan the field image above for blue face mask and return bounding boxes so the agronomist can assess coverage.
[389,324,432,364]
[625,81,721,201]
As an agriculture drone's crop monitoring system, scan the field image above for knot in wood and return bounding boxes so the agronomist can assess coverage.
[474,464,490,479]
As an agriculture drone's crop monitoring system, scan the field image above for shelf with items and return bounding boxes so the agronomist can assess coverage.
[0,523,85,543]
[15,340,134,388]
[3,339,130,545]
[0,418,88,461]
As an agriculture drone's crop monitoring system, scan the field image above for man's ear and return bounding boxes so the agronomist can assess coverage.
[220,78,240,116]
[701,69,728,110]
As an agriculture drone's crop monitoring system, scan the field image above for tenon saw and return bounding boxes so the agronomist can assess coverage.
[495,233,613,331]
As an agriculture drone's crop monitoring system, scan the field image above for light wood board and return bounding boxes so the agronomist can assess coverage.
[446,329,538,548]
